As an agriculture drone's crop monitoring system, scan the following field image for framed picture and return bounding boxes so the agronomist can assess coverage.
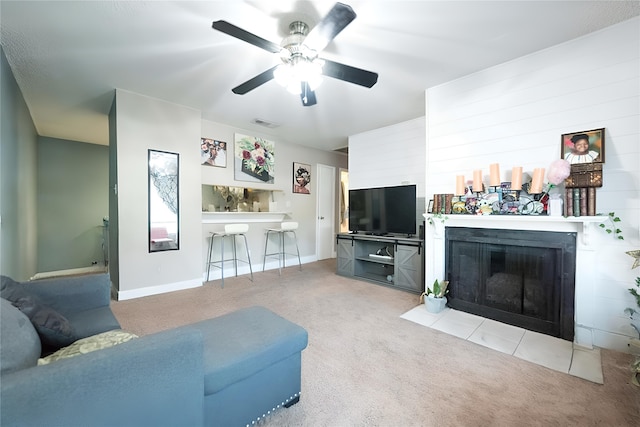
[561,128,605,164]
[427,199,434,214]
[293,162,311,194]
[201,138,227,167]
[234,134,275,183]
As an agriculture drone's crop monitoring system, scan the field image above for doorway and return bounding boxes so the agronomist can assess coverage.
[316,164,336,260]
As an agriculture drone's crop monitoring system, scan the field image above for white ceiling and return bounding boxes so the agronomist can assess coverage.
[2,1,639,152]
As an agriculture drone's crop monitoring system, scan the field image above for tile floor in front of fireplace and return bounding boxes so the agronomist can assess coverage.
[401,305,603,384]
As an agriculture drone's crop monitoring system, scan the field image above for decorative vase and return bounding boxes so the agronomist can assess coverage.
[425,295,447,313]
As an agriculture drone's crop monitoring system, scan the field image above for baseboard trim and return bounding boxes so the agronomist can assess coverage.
[117,277,202,301]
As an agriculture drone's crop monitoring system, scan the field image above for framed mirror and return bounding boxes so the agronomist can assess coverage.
[148,149,179,252]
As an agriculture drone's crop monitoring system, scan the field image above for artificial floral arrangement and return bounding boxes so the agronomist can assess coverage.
[212,185,241,211]
[624,250,640,386]
[542,159,572,199]
[625,275,640,386]
[624,276,640,337]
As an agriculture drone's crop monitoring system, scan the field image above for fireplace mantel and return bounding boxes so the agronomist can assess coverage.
[423,213,609,348]
[423,214,607,247]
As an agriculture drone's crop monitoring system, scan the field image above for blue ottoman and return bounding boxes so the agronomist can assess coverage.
[176,306,308,426]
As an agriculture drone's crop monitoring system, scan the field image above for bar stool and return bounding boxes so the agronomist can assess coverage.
[206,223,253,287]
[262,221,302,274]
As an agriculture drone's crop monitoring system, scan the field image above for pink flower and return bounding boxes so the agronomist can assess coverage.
[547,159,571,185]
[256,156,265,166]
[242,150,251,160]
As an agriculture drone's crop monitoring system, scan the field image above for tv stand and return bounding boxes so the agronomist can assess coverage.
[336,233,424,294]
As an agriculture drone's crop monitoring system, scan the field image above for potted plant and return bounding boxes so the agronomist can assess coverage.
[421,279,449,313]
[624,277,640,337]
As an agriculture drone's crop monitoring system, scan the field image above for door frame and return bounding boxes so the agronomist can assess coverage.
[316,163,336,260]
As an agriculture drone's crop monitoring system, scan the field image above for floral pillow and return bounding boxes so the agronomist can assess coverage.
[38,329,138,365]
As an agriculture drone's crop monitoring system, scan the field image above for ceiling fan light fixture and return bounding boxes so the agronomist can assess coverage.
[273,57,324,95]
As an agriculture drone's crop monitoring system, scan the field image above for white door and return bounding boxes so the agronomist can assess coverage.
[316,164,336,260]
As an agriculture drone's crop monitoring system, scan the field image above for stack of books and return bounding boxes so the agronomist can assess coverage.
[432,193,454,214]
[564,187,596,216]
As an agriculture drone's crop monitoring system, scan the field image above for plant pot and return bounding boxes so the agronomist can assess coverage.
[425,295,447,313]
[241,160,271,182]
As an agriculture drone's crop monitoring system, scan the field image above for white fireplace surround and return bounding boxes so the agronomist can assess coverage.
[424,214,607,348]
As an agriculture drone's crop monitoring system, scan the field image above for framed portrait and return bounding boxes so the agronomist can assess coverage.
[201,138,227,167]
[234,134,275,184]
[561,128,605,164]
[293,162,311,194]
[427,199,434,214]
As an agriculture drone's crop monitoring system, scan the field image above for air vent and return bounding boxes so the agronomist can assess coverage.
[251,118,280,128]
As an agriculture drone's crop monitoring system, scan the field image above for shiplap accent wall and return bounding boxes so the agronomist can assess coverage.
[425,17,639,351]
[349,117,427,232]
[349,117,426,195]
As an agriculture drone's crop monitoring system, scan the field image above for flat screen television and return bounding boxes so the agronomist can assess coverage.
[348,184,417,236]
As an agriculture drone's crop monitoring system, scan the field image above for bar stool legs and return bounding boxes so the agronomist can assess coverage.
[262,222,302,275]
[206,224,253,287]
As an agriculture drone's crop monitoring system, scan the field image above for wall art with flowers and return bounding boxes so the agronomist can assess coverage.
[234,133,275,184]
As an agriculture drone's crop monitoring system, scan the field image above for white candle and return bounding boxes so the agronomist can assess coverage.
[530,168,545,194]
[511,167,522,190]
[455,175,465,196]
[489,163,500,187]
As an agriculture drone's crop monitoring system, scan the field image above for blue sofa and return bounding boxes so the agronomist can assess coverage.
[1,274,308,427]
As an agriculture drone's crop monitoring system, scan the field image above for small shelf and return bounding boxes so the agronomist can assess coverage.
[355,256,394,266]
[202,211,290,224]
[355,271,393,284]
[423,213,608,246]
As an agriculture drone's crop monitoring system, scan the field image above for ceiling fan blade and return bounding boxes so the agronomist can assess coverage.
[231,66,278,95]
[304,3,356,53]
[212,20,282,54]
[300,82,317,106]
[322,59,378,88]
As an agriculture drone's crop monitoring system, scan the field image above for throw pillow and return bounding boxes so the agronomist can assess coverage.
[38,329,138,365]
[1,298,42,373]
[1,275,77,349]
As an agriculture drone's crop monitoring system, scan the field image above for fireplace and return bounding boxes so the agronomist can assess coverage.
[445,227,577,341]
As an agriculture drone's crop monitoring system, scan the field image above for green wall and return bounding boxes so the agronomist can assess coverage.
[1,47,38,280]
[37,137,109,272]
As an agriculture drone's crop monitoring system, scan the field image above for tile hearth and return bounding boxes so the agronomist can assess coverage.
[401,305,603,384]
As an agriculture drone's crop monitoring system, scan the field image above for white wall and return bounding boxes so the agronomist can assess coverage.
[349,117,426,195]
[108,97,347,298]
[200,120,348,275]
[113,89,203,299]
[348,117,427,233]
[425,18,640,351]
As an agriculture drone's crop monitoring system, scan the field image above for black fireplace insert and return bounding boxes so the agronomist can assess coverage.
[445,227,577,341]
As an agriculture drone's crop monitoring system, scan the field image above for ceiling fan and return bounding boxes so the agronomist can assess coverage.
[212,2,378,107]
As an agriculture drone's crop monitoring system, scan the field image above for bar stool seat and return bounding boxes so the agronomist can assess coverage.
[207,223,253,287]
[262,221,302,275]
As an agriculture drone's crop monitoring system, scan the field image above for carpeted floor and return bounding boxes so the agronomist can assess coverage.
[111,259,640,426]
